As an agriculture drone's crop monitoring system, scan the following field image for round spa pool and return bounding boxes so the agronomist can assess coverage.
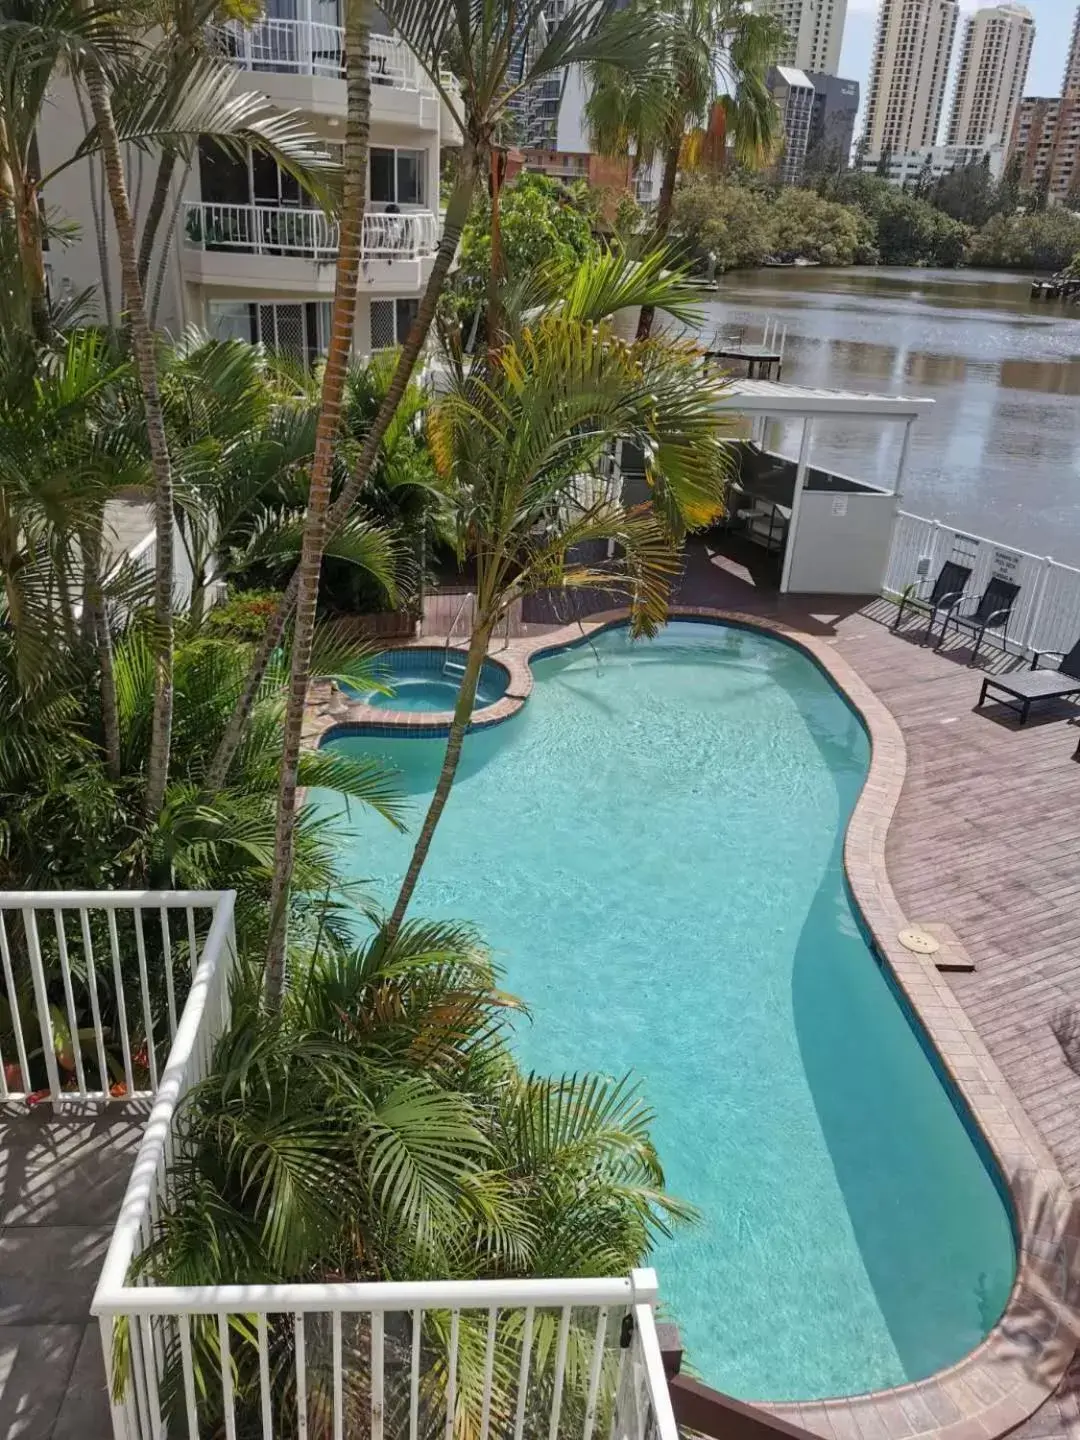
[341,647,510,713]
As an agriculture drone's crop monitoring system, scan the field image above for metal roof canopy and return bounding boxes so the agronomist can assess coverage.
[715,378,934,420]
[712,380,936,593]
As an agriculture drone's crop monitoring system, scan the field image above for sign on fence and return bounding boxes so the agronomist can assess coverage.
[991,548,1021,582]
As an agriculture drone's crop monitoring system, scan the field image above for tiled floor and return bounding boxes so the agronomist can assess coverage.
[0,1108,144,1439]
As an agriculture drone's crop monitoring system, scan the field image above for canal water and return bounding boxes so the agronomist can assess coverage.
[700,268,1080,564]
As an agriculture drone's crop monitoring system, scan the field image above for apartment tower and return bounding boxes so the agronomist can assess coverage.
[37,10,457,358]
[1006,2,1080,202]
[863,0,960,159]
[946,4,1034,148]
[752,0,848,77]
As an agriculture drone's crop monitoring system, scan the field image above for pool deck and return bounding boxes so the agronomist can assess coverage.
[321,539,1080,1440]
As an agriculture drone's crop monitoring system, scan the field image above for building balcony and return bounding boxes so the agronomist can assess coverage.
[181,202,439,294]
[216,21,441,127]
[0,889,679,1440]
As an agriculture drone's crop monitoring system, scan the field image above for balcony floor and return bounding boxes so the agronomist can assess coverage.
[0,1105,146,1439]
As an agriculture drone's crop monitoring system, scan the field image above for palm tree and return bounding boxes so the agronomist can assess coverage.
[204,0,663,794]
[79,33,181,822]
[134,918,692,1435]
[263,0,374,998]
[141,335,404,626]
[383,250,735,941]
[586,0,782,337]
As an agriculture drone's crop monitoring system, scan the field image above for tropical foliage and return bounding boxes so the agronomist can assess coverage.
[385,249,736,937]
[672,175,877,270]
[585,0,782,333]
[445,172,602,335]
[970,209,1080,273]
[141,920,691,1433]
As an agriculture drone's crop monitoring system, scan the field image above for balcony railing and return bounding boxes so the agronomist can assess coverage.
[215,20,434,90]
[0,887,673,1440]
[183,202,439,262]
[0,890,232,1104]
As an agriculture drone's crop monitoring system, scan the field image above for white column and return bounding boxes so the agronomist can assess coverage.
[893,416,914,501]
[780,417,813,595]
[300,0,312,73]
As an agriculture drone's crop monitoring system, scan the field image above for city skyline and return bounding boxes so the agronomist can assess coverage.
[840,0,1070,147]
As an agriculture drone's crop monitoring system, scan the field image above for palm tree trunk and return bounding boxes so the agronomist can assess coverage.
[84,524,122,778]
[486,144,504,354]
[71,80,115,328]
[264,0,373,998]
[384,618,492,945]
[204,146,481,795]
[82,52,176,821]
[149,159,191,329]
[137,149,177,291]
[636,137,681,341]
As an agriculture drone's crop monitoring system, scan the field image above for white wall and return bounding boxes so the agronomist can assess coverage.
[786,491,897,594]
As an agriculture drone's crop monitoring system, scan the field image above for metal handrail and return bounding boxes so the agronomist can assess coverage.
[443,591,473,671]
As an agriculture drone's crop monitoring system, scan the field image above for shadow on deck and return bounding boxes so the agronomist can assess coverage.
[0,1105,146,1439]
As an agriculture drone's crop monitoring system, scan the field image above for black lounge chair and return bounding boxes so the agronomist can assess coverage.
[977,638,1080,724]
[934,576,1020,663]
[892,559,972,640]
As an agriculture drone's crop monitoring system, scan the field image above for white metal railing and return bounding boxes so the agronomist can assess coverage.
[0,891,231,1105]
[215,20,434,90]
[883,511,1080,658]
[48,884,674,1440]
[183,203,438,262]
[94,1270,675,1440]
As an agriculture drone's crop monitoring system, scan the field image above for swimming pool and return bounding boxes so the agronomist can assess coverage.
[312,621,1015,1402]
[340,647,510,713]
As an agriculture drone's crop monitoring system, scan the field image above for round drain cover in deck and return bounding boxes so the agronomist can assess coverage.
[898,927,941,955]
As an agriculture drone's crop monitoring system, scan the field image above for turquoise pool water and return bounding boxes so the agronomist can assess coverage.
[340,648,510,713]
[312,621,1015,1402]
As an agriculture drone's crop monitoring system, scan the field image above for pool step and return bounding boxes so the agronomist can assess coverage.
[443,660,467,677]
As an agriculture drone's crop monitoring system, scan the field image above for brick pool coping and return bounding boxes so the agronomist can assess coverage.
[304,607,1077,1440]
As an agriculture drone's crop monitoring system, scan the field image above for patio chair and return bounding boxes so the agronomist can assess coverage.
[892,559,972,639]
[977,636,1080,724]
[934,576,1020,663]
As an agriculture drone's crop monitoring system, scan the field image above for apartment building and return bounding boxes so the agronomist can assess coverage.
[862,0,960,160]
[38,7,459,361]
[752,0,848,78]
[1006,4,1080,202]
[946,4,1034,149]
[768,66,817,185]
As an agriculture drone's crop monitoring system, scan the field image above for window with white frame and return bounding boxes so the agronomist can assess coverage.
[370,297,419,349]
[207,299,332,365]
[369,148,425,207]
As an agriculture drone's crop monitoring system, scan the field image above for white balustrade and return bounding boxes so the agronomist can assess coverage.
[0,885,674,1440]
[183,202,438,262]
[883,510,1080,658]
[0,891,231,1104]
[215,19,433,90]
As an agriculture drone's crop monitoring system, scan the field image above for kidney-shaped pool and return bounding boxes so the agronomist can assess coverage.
[311,621,1015,1403]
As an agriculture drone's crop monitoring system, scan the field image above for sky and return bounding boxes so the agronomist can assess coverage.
[838,0,1075,139]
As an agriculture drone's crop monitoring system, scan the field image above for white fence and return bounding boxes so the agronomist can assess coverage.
[0,888,676,1440]
[0,891,230,1104]
[215,22,434,90]
[183,203,438,263]
[883,511,1080,658]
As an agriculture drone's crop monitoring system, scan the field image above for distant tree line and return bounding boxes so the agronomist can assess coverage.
[668,161,1080,274]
